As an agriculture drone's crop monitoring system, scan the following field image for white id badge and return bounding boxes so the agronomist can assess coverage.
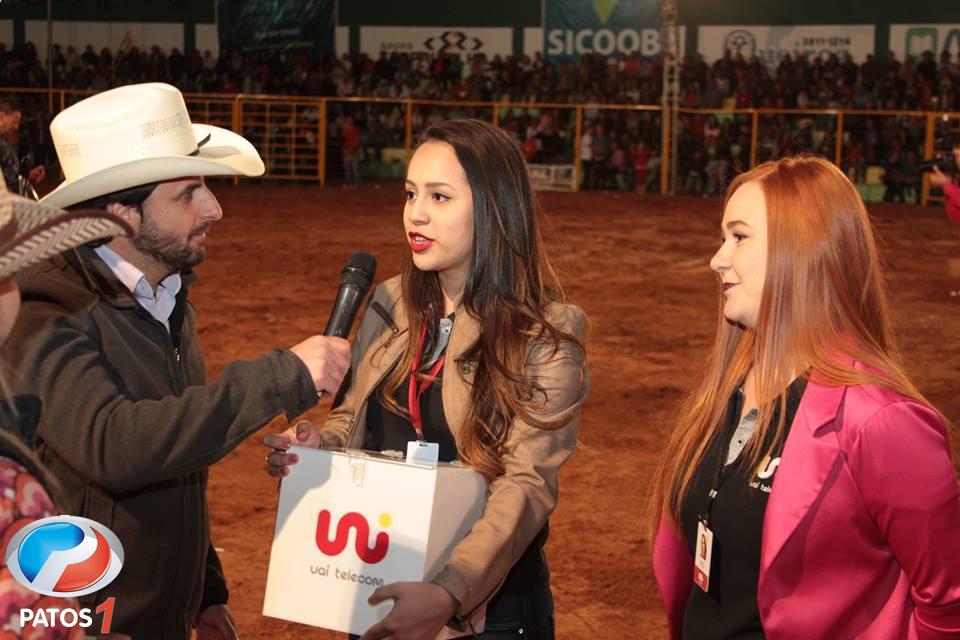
[405,441,439,467]
[693,519,713,592]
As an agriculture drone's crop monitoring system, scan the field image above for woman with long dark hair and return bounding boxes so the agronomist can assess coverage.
[265,118,589,639]
[649,156,960,639]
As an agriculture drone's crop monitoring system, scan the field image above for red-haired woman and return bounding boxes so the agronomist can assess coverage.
[650,156,960,639]
[265,119,589,640]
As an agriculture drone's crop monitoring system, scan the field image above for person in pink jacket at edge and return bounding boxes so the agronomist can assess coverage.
[0,180,133,638]
[647,155,960,640]
[929,137,960,223]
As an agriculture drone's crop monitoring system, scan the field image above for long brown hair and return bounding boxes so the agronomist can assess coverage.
[650,155,940,533]
[381,119,585,481]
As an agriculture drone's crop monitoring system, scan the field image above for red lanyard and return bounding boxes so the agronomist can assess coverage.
[408,319,445,441]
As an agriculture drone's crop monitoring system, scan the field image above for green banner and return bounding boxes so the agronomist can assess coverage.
[217,0,335,55]
[544,0,663,60]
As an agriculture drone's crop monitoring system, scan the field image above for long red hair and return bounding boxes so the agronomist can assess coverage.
[649,156,942,535]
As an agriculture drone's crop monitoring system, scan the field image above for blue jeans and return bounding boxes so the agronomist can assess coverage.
[476,584,555,639]
[347,584,555,639]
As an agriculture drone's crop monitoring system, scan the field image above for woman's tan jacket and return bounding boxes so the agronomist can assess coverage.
[317,275,589,619]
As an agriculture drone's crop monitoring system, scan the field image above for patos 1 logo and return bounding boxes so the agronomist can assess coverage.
[5,516,123,632]
[315,510,391,564]
[6,516,123,597]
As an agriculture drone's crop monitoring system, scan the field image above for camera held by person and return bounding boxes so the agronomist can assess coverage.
[917,154,958,174]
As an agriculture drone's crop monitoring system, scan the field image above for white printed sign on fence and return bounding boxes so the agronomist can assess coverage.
[889,24,960,61]
[360,26,512,58]
[698,25,875,67]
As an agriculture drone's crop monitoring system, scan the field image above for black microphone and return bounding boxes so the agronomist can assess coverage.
[324,251,377,338]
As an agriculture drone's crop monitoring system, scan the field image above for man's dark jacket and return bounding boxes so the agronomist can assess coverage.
[2,246,318,639]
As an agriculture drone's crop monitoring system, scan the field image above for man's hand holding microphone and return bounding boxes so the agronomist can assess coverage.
[267,251,376,477]
[290,334,352,397]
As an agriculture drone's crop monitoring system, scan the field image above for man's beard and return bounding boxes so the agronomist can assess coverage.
[133,212,211,273]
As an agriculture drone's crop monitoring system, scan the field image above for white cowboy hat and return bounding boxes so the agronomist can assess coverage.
[41,83,265,209]
[0,180,132,281]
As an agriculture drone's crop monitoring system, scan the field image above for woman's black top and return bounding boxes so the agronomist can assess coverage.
[366,365,459,461]
[679,379,807,640]
[365,318,549,596]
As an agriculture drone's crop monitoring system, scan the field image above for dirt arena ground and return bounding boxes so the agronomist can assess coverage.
[191,183,960,639]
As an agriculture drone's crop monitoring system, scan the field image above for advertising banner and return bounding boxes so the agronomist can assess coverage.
[217,0,334,55]
[544,0,682,60]
[698,25,875,66]
[0,21,12,48]
[24,21,183,61]
[359,26,513,58]
[889,24,960,61]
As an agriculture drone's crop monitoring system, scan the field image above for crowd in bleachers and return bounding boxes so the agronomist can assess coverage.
[2,40,959,196]
[2,42,959,110]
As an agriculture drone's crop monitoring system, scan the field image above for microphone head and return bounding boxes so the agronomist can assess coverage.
[340,251,377,292]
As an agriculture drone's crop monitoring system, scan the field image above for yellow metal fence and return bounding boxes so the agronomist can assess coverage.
[3,88,957,203]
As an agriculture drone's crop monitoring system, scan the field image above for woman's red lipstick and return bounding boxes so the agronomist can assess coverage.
[408,232,433,253]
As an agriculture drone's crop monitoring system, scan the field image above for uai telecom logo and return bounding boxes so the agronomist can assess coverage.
[6,516,124,597]
[315,510,391,564]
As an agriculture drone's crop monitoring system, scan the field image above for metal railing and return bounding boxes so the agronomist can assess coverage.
[670,107,958,203]
[2,87,957,203]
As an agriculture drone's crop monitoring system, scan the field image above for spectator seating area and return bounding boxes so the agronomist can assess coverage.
[2,41,959,198]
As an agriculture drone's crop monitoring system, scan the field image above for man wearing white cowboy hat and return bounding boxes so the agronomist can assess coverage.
[3,83,352,639]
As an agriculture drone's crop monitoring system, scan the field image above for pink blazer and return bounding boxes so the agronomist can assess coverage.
[652,376,960,639]
[944,182,960,223]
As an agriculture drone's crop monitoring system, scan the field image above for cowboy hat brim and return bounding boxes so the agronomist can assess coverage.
[0,197,132,281]
[41,124,265,209]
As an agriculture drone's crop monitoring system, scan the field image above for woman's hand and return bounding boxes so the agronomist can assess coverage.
[27,165,46,185]
[930,166,950,188]
[359,582,458,640]
[263,420,322,477]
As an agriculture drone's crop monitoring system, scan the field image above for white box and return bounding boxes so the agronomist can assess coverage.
[263,447,488,637]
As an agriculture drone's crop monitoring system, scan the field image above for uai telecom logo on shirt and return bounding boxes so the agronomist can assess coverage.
[6,516,124,597]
